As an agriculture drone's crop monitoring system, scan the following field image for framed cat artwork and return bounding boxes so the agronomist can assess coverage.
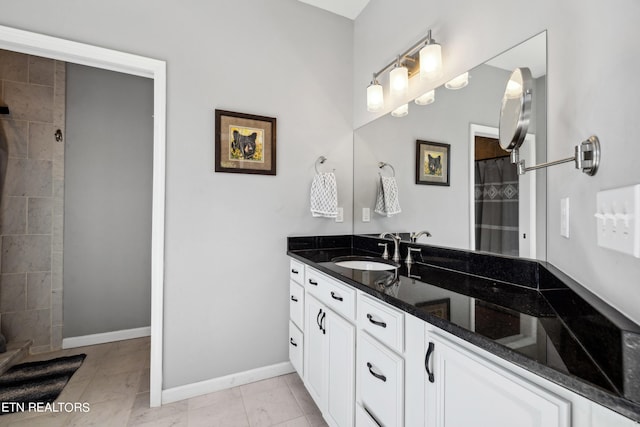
[215,109,277,175]
[416,140,450,186]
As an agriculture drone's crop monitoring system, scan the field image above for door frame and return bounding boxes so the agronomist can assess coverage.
[469,124,536,258]
[0,24,166,407]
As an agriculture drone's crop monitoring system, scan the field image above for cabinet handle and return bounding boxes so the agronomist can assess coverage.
[308,279,318,286]
[290,295,298,302]
[366,313,387,328]
[320,312,327,334]
[291,269,299,274]
[366,362,387,382]
[363,406,383,427]
[330,291,343,301]
[425,341,435,383]
[290,338,297,347]
[317,308,323,330]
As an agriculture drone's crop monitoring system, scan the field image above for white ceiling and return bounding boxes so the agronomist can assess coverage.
[485,33,547,78]
[297,0,371,20]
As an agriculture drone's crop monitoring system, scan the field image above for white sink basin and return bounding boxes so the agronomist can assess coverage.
[332,256,399,271]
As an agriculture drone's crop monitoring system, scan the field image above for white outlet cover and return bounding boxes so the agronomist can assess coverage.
[560,198,570,238]
[335,207,344,223]
[362,207,370,222]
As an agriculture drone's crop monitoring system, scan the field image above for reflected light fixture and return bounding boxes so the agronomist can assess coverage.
[505,78,523,99]
[445,72,469,90]
[367,78,384,112]
[366,29,443,114]
[415,90,435,106]
[419,30,443,81]
[390,60,409,98]
[391,103,409,117]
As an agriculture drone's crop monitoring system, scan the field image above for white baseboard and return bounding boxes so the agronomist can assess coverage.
[162,361,295,404]
[62,326,151,349]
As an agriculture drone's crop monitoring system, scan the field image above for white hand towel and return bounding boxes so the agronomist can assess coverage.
[374,175,401,217]
[310,172,338,218]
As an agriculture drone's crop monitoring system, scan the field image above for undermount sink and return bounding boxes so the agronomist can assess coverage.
[331,256,399,271]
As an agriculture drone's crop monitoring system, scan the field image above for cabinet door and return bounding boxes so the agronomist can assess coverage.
[326,310,355,427]
[425,334,570,427]
[305,294,326,410]
[289,321,303,376]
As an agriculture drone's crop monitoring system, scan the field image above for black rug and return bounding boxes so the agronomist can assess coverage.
[0,354,86,415]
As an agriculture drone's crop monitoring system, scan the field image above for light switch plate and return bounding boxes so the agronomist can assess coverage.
[362,207,370,222]
[560,198,570,238]
[335,207,343,223]
[595,184,640,258]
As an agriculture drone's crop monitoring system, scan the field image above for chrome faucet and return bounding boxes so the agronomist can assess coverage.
[410,230,432,243]
[379,232,401,263]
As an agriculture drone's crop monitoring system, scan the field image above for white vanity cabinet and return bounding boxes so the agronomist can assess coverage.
[303,267,355,427]
[424,330,570,427]
[288,259,305,377]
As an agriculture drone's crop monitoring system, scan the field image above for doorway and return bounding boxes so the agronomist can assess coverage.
[0,24,166,406]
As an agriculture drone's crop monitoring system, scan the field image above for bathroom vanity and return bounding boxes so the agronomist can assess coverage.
[287,235,640,427]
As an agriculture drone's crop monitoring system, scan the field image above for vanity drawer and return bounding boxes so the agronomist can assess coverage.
[306,267,356,321]
[290,281,305,330]
[290,258,304,285]
[358,293,404,353]
[357,332,404,427]
[356,403,384,427]
[289,321,303,376]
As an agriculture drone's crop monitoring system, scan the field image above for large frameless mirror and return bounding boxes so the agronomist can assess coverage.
[353,31,548,260]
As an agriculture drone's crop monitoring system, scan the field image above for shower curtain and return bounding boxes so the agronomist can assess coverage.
[475,157,519,256]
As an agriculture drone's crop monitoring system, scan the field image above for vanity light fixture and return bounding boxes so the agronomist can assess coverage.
[391,103,409,117]
[367,78,384,112]
[415,90,435,106]
[366,29,443,113]
[445,72,469,90]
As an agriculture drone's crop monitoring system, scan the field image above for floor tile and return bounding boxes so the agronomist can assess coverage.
[273,416,311,427]
[305,413,329,427]
[80,370,142,404]
[187,386,243,411]
[240,376,287,398]
[287,378,321,416]
[187,395,249,427]
[126,392,187,426]
[66,396,134,427]
[242,384,303,427]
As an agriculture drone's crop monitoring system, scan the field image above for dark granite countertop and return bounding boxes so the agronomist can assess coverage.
[287,234,640,422]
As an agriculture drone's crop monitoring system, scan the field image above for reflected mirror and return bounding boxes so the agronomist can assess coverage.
[353,31,547,260]
[499,67,533,152]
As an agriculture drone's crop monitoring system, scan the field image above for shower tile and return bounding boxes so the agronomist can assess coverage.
[0,196,27,235]
[28,56,55,86]
[0,119,28,158]
[52,262,63,291]
[52,324,63,350]
[27,197,53,235]
[1,235,51,273]
[52,288,63,324]
[3,81,53,123]
[53,214,63,252]
[0,50,28,82]
[0,273,26,313]
[5,158,53,197]
[1,309,50,346]
[28,122,54,160]
[53,61,66,127]
[27,271,51,310]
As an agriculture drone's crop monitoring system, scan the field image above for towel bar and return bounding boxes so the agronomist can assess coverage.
[378,162,396,177]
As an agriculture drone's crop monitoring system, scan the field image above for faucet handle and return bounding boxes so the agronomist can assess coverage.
[406,247,423,264]
[378,243,389,259]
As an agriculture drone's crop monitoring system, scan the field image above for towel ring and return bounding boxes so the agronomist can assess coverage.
[378,162,395,177]
[315,156,335,174]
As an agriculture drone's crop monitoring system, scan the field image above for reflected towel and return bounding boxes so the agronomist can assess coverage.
[310,172,338,218]
[374,175,401,217]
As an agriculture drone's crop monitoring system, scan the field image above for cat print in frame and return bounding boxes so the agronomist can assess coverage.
[416,140,450,186]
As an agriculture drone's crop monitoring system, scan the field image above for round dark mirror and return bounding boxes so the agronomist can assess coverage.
[499,67,533,151]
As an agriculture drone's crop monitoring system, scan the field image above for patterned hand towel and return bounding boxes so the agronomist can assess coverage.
[374,175,401,217]
[310,172,338,218]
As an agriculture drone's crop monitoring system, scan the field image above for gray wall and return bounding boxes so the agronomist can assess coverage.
[354,0,640,325]
[0,0,354,388]
[64,64,153,337]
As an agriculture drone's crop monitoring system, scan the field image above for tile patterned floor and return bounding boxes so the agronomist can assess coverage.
[0,337,326,427]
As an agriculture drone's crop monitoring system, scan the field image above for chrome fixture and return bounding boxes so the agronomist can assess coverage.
[54,129,63,142]
[378,162,396,177]
[499,67,601,176]
[410,230,432,243]
[405,247,422,267]
[378,243,389,259]
[379,232,401,263]
[366,30,443,113]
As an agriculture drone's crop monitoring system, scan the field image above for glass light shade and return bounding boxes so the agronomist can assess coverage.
[419,43,442,80]
[367,82,384,112]
[445,72,469,90]
[391,103,409,117]
[414,90,435,106]
[390,66,409,97]
[505,79,523,99]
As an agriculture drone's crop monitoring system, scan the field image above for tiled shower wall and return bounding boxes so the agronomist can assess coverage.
[0,49,65,353]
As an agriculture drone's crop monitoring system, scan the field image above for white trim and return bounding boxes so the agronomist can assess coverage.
[468,124,536,258]
[0,24,166,408]
[162,362,295,404]
[62,327,151,349]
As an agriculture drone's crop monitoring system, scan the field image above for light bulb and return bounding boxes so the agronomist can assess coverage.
[415,90,435,106]
[419,42,442,81]
[367,81,384,112]
[445,72,469,90]
[391,103,408,117]
[390,65,408,98]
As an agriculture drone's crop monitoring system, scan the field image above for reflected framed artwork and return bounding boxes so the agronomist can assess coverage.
[416,140,450,186]
[416,298,451,321]
[215,109,277,175]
